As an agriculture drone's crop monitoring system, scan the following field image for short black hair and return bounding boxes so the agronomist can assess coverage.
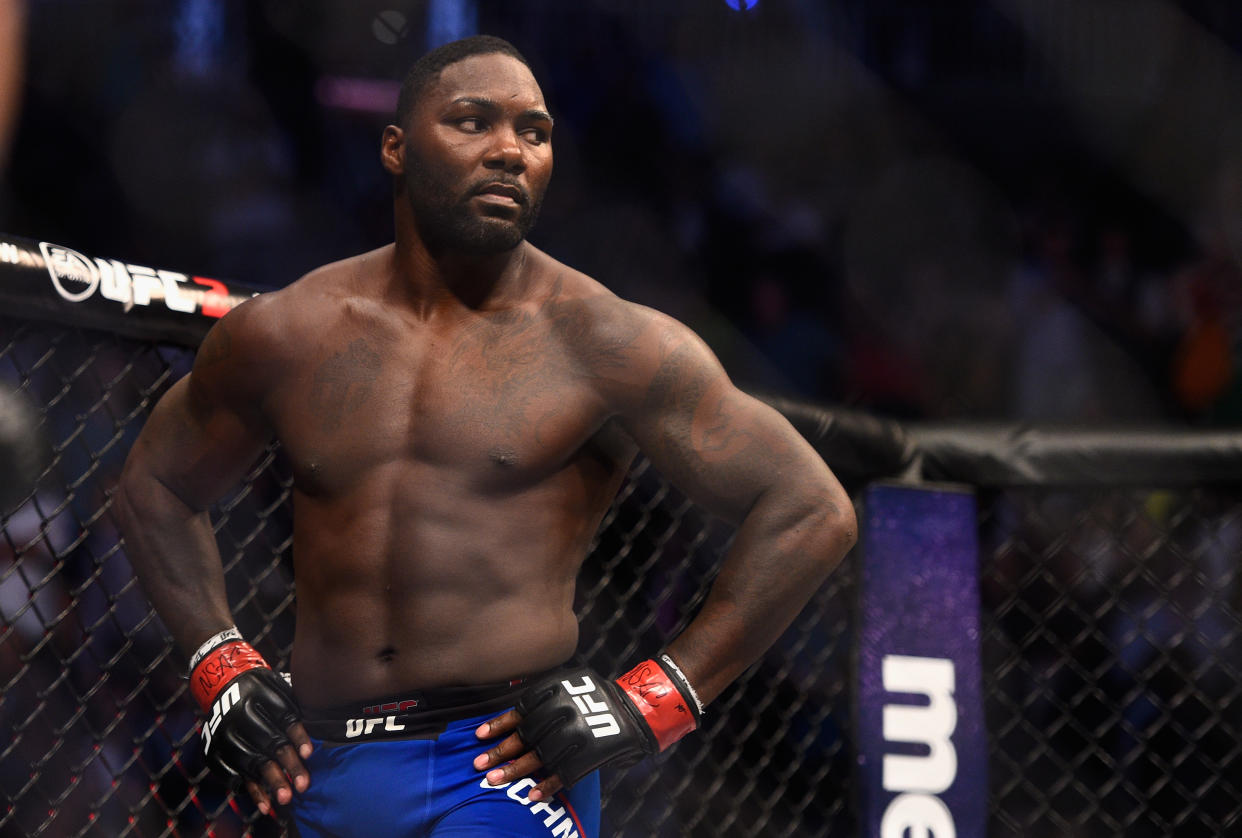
[395,35,532,128]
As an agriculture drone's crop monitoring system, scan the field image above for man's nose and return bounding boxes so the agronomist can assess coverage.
[483,127,525,173]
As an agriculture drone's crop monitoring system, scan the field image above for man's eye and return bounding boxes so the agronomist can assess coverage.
[521,128,548,144]
[458,118,485,132]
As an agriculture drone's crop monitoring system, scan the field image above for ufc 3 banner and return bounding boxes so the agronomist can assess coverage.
[857,482,987,838]
[0,232,257,346]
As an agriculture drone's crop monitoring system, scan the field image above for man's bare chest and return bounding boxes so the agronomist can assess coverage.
[266,325,607,493]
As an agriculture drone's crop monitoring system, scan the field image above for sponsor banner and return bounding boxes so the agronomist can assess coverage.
[857,482,987,838]
[0,232,261,346]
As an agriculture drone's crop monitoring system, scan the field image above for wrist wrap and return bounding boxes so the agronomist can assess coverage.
[616,656,702,751]
[190,638,270,711]
[188,626,243,671]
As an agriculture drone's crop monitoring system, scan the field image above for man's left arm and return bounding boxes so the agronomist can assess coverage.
[608,317,858,702]
[475,312,856,798]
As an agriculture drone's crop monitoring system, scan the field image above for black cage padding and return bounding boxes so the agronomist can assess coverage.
[770,395,1242,488]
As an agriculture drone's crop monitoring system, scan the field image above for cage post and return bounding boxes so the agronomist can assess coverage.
[856,481,987,838]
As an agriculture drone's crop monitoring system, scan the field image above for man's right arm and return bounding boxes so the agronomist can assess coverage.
[114,296,311,815]
[114,302,273,654]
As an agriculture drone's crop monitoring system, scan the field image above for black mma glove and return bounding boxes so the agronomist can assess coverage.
[515,655,704,788]
[189,630,301,787]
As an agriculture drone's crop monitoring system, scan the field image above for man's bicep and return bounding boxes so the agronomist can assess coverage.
[132,300,281,508]
[127,367,272,514]
[616,332,808,524]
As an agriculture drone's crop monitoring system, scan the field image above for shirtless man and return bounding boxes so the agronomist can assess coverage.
[115,35,856,837]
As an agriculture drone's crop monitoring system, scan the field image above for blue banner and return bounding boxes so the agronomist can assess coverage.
[857,482,987,838]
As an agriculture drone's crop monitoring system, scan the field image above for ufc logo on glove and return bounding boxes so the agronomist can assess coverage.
[202,681,243,752]
[561,676,621,738]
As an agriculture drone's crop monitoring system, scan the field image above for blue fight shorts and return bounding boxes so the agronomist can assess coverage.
[289,676,600,838]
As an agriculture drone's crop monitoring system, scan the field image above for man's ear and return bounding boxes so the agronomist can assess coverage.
[380,125,405,176]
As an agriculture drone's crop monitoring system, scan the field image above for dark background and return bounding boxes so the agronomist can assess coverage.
[4,0,1242,422]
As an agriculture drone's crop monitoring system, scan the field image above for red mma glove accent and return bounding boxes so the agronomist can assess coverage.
[190,640,270,710]
[615,658,700,750]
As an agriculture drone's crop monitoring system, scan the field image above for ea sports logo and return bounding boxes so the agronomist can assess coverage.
[39,242,99,302]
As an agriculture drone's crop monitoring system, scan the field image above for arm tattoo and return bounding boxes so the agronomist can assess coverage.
[694,391,755,464]
[547,300,639,375]
[644,340,706,416]
[641,340,710,475]
[309,338,382,432]
[641,337,789,521]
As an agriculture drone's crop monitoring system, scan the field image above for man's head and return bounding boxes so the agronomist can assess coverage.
[383,36,553,255]
[394,35,531,133]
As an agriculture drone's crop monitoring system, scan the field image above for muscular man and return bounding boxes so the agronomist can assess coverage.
[116,35,856,837]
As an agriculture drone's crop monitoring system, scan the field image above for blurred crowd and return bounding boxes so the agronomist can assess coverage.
[1,0,1241,426]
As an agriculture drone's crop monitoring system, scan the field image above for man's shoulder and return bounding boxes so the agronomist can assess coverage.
[531,249,667,327]
[203,248,381,369]
[536,262,658,345]
[232,247,385,331]
[530,252,699,379]
[279,248,384,309]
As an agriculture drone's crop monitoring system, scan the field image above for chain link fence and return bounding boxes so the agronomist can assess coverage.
[980,487,1242,838]
[2,317,1241,836]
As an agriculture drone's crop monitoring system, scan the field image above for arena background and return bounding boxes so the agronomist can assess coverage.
[2,1,1242,836]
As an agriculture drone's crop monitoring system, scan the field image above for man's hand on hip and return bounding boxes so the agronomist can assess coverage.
[472,658,702,801]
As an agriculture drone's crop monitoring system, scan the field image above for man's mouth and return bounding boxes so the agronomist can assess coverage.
[474,182,525,205]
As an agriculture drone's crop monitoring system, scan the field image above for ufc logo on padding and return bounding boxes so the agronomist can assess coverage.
[561,676,620,738]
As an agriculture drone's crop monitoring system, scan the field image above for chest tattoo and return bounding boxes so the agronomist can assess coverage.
[309,338,383,432]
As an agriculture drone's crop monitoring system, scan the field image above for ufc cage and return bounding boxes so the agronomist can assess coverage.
[1,233,1239,837]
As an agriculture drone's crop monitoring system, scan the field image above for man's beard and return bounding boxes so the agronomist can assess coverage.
[403,152,544,255]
